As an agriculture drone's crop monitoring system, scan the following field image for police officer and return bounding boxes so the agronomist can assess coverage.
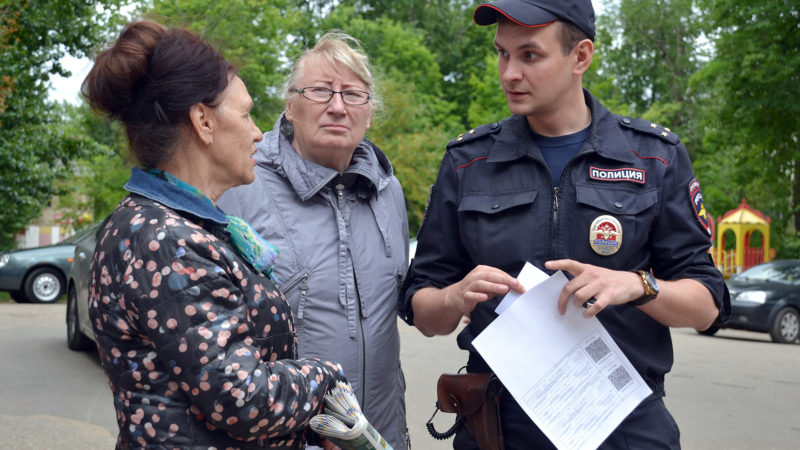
[398,1,730,448]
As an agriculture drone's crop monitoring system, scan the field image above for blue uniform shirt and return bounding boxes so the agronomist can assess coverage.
[535,125,590,187]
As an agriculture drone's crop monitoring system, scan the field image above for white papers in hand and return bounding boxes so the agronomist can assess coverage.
[495,262,550,315]
[473,269,652,450]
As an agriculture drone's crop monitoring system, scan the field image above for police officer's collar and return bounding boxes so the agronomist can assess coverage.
[485,115,535,163]
[486,89,635,164]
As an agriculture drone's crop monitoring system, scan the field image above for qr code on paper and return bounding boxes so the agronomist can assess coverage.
[585,337,611,362]
[608,365,633,391]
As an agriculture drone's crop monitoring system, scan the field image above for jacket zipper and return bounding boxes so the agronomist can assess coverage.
[336,179,367,408]
[281,272,309,297]
[353,267,367,409]
[552,186,559,228]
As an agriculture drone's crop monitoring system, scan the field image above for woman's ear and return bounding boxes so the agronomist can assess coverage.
[284,97,295,122]
[189,103,214,146]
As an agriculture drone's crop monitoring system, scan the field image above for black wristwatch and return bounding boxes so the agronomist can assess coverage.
[631,270,659,306]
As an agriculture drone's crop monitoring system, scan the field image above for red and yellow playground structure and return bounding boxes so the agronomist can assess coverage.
[712,199,774,278]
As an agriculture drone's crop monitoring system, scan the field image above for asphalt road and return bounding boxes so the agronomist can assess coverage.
[0,303,798,449]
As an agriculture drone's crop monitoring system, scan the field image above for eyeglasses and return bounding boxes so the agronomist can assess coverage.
[296,86,371,105]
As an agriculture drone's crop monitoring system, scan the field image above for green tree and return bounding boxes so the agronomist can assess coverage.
[0,0,127,249]
[368,77,449,233]
[57,103,130,228]
[147,0,307,127]
[583,23,632,118]
[600,0,703,111]
[466,52,504,127]
[693,0,800,257]
[598,0,705,150]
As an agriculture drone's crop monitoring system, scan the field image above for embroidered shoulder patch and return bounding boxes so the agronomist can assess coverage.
[689,179,712,237]
[590,166,645,184]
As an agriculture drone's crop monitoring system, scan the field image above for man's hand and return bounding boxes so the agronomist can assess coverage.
[412,265,524,336]
[445,265,525,318]
[545,259,643,317]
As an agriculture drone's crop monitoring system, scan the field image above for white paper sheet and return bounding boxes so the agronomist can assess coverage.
[473,268,652,450]
[495,262,550,315]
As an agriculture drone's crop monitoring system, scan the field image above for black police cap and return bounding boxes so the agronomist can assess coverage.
[473,0,596,41]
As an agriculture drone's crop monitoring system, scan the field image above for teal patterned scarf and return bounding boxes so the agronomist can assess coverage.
[148,169,279,284]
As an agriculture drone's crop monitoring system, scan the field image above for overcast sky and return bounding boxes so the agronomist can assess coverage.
[48,0,607,104]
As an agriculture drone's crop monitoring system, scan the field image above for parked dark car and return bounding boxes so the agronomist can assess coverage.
[66,224,100,350]
[699,259,800,343]
[0,225,99,304]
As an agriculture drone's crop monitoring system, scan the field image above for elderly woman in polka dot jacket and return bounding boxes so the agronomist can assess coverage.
[82,20,346,448]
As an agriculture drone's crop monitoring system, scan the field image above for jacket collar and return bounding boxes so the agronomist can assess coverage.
[486,89,635,164]
[124,167,229,225]
[255,114,394,201]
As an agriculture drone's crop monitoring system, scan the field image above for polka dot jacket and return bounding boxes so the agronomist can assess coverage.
[89,192,345,448]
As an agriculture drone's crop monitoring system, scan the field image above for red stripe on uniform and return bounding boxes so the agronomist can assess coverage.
[456,156,488,171]
[631,149,668,165]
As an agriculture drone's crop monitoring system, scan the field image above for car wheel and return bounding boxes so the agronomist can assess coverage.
[769,307,800,344]
[23,267,64,304]
[697,325,719,336]
[66,286,93,351]
[9,290,29,303]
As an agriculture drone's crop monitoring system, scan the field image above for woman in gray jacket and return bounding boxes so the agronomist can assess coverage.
[218,31,409,449]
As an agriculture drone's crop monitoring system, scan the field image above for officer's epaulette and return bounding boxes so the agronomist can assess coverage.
[618,116,680,145]
[446,121,503,149]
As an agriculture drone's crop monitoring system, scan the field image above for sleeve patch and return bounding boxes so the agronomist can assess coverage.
[689,179,712,237]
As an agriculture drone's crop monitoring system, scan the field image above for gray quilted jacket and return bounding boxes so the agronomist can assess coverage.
[219,115,409,449]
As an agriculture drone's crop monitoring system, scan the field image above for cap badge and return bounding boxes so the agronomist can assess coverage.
[589,215,622,256]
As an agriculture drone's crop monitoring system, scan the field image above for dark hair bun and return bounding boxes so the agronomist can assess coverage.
[82,21,165,118]
[81,20,233,168]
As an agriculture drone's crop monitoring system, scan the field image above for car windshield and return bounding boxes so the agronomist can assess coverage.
[736,261,800,285]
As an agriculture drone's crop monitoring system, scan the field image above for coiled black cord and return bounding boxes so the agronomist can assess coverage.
[425,402,461,440]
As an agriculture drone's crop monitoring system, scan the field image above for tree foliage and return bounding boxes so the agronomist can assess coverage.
[147,0,307,127]
[598,0,705,149]
[692,0,800,257]
[56,103,130,228]
[0,0,127,249]
[7,0,798,257]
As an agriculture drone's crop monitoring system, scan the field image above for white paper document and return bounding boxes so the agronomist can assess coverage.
[473,264,652,450]
[495,261,550,314]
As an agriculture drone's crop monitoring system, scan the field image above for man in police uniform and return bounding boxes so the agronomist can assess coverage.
[398,0,730,448]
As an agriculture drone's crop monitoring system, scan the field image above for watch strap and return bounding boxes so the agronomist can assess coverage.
[631,269,658,306]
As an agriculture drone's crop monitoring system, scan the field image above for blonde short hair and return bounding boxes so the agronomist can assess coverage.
[285,30,377,104]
